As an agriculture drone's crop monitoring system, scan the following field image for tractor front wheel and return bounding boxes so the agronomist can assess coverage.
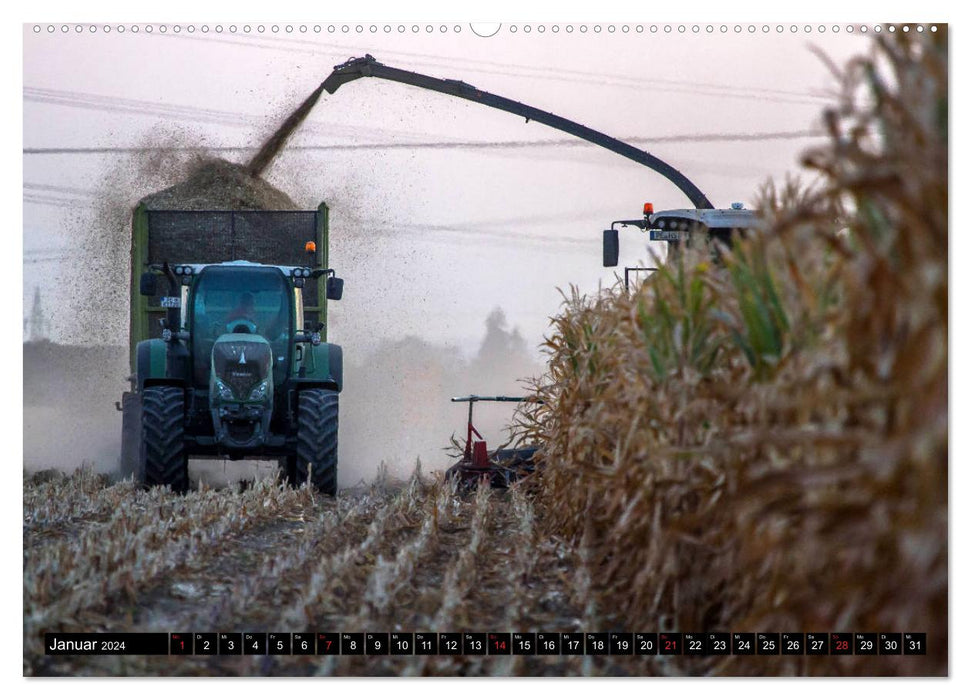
[289,388,338,496]
[139,386,189,494]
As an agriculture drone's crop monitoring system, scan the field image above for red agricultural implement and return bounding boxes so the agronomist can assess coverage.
[444,395,540,490]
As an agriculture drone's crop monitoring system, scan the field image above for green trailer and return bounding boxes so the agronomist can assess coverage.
[118,203,345,494]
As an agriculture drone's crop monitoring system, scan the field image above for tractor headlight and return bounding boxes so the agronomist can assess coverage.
[215,380,235,401]
[248,380,270,402]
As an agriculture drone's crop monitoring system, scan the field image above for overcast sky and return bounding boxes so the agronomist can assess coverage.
[23,23,866,355]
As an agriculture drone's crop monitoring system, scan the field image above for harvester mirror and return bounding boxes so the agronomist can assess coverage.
[603,229,619,267]
[139,272,157,296]
[326,276,344,301]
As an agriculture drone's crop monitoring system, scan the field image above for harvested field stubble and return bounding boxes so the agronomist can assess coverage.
[25,467,629,676]
[24,472,320,664]
[518,30,947,675]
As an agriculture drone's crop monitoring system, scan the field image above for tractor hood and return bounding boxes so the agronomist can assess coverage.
[211,333,272,400]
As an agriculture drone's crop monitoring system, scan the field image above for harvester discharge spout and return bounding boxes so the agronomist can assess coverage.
[320,54,714,210]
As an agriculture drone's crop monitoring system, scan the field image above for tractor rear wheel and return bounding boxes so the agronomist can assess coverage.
[291,388,338,495]
[139,386,189,494]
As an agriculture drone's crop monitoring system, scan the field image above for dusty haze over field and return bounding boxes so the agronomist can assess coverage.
[22,24,865,480]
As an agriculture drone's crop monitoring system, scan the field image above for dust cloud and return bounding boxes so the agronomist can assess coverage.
[24,105,547,485]
[23,341,128,473]
[23,129,218,476]
[22,307,542,486]
[63,126,215,346]
[339,307,543,483]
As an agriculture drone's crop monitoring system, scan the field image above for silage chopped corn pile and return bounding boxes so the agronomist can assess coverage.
[139,157,298,211]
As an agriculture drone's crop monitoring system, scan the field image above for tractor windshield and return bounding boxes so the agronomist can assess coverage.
[191,266,292,388]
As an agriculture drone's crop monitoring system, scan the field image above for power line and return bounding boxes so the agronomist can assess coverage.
[23,130,823,156]
[254,32,829,101]
[24,183,97,196]
[153,33,830,107]
[384,223,592,247]
[21,246,64,255]
[23,86,449,142]
[23,194,95,209]
[24,87,255,127]
[23,207,602,261]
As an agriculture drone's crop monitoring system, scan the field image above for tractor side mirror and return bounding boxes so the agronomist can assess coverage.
[326,276,344,301]
[603,229,619,267]
[139,272,157,296]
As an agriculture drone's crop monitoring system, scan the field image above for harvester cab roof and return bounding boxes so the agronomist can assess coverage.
[602,203,764,272]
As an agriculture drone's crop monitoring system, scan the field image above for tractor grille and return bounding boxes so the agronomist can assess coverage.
[226,421,257,442]
[212,341,271,399]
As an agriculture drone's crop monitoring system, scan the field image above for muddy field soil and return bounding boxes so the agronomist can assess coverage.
[24,469,696,677]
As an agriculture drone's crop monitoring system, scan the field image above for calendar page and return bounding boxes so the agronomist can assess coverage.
[20,10,949,682]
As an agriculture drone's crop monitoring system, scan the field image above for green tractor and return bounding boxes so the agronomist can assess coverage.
[118,205,344,494]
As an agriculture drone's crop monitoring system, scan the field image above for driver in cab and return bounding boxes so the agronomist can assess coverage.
[226,292,258,334]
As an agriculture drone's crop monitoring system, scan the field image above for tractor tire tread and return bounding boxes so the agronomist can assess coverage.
[292,388,338,495]
[140,386,188,494]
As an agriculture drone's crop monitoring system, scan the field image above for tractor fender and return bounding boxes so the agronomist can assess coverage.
[298,342,343,392]
[136,339,167,390]
[326,343,343,392]
[136,339,187,390]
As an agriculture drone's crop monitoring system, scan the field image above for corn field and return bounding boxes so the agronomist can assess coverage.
[517,28,947,676]
[25,466,679,676]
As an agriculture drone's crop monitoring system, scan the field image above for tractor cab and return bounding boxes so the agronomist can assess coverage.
[190,263,293,389]
[189,264,294,449]
[133,257,344,462]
